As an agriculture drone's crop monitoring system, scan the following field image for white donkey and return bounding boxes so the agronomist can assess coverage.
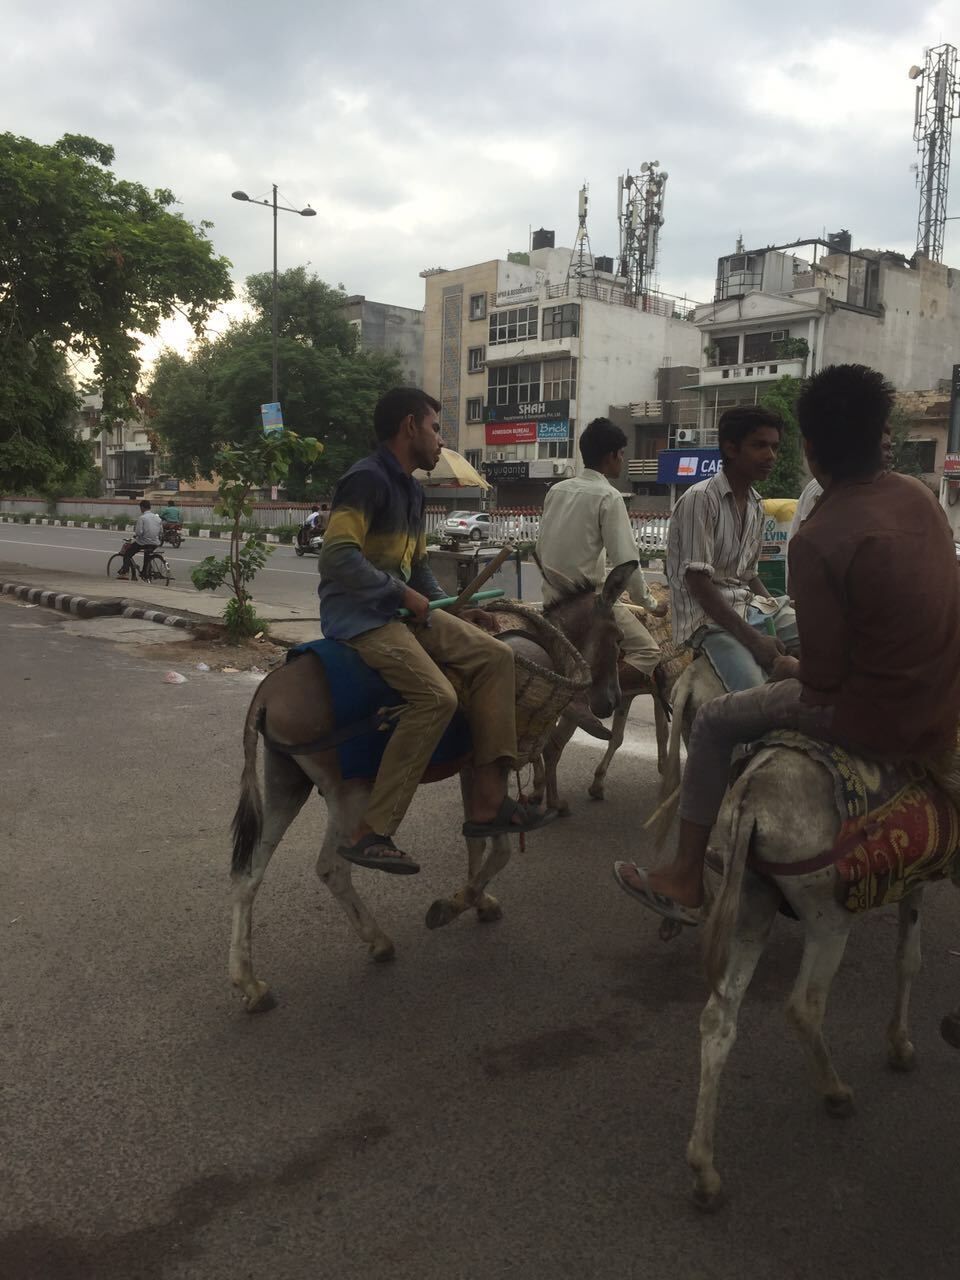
[685,741,959,1210]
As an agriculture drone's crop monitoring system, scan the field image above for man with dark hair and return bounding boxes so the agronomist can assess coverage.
[318,387,547,875]
[664,404,798,694]
[615,363,960,924]
[536,417,665,695]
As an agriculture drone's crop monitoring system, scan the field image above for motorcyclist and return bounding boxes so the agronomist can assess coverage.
[298,504,323,549]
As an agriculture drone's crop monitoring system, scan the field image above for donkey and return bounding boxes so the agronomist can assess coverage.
[684,742,960,1210]
[228,562,635,1012]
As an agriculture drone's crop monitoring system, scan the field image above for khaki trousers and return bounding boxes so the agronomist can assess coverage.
[346,610,517,836]
[615,603,661,676]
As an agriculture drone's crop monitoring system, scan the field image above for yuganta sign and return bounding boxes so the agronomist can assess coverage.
[656,449,723,485]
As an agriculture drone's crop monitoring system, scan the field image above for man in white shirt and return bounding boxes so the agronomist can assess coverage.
[664,405,798,693]
[118,500,163,580]
[536,418,665,695]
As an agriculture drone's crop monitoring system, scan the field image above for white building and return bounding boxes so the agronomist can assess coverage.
[422,232,701,505]
[77,393,162,497]
[680,235,960,446]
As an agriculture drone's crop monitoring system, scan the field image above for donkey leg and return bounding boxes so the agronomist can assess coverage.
[653,696,669,775]
[785,924,853,1115]
[230,751,312,1012]
[688,883,779,1211]
[426,768,513,928]
[888,887,924,1071]
[588,699,631,801]
[544,714,578,816]
[314,785,395,962]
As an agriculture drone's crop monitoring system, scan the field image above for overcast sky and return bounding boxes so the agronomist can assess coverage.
[5,0,958,363]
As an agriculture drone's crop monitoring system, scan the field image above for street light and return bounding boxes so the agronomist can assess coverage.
[232,186,316,406]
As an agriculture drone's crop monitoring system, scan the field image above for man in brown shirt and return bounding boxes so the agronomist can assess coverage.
[615,363,960,924]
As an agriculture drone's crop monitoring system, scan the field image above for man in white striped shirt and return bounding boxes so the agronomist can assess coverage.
[665,406,798,692]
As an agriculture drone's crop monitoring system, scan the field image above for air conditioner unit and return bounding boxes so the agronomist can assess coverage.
[552,462,571,476]
[676,429,697,443]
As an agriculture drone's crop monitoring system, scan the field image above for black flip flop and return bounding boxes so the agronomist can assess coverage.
[337,833,420,875]
[462,796,554,839]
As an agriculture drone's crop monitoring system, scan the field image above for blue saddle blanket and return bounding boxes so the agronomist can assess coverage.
[287,638,471,780]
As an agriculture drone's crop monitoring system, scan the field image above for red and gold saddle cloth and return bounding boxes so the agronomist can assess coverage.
[737,732,960,913]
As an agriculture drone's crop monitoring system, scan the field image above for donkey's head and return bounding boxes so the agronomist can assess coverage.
[542,559,635,720]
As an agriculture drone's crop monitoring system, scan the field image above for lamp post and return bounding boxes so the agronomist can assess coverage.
[231,186,316,405]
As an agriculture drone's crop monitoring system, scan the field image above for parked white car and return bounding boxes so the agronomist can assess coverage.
[444,510,492,542]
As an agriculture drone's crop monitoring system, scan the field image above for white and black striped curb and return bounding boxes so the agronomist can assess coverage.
[0,581,123,618]
[119,605,191,628]
[0,516,286,543]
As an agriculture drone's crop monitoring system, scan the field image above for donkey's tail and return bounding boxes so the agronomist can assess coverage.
[231,696,265,877]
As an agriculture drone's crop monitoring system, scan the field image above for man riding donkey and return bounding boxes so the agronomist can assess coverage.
[317,387,549,876]
[615,363,960,923]
[535,416,669,704]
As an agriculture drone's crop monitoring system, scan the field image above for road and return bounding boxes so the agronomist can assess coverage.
[0,522,322,612]
[3,599,960,1278]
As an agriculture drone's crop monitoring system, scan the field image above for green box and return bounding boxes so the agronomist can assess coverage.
[757,558,786,596]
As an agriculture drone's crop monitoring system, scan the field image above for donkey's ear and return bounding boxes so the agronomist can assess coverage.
[600,560,637,609]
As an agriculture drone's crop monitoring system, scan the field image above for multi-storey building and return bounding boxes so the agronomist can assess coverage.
[679,235,960,447]
[341,295,423,386]
[422,232,701,505]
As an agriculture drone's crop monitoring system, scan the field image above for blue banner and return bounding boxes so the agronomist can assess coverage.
[536,419,569,441]
[657,449,723,485]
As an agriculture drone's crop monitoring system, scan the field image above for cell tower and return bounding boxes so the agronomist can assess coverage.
[910,44,960,262]
[617,161,668,299]
[564,184,595,296]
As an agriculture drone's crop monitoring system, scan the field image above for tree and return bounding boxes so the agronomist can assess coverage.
[0,132,233,492]
[147,268,402,492]
[190,431,323,640]
[756,375,804,499]
[887,406,926,479]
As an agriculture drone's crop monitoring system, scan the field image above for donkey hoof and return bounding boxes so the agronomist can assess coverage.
[370,940,396,963]
[476,901,503,924]
[692,1183,726,1213]
[425,899,458,930]
[588,786,604,801]
[824,1090,855,1118]
[887,1042,917,1072]
[244,983,277,1014]
[940,1013,960,1049]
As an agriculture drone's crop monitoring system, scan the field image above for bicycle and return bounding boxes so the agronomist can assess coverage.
[107,540,172,585]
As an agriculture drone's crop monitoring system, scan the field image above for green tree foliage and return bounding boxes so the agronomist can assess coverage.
[191,431,322,640]
[148,268,402,494]
[756,375,804,499]
[0,132,233,493]
[886,406,926,479]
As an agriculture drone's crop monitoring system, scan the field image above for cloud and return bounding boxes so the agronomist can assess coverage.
[3,0,956,369]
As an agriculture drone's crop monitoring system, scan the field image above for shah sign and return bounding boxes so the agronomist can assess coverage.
[485,421,536,446]
[486,398,569,423]
[656,449,723,485]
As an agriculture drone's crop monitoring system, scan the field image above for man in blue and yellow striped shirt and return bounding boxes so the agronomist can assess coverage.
[318,388,548,875]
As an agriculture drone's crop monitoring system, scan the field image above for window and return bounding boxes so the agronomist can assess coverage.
[743,331,780,363]
[469,293,487,321]
[465,397,483,423]
[467,346,485,373]
[542,356,577,401]
[465,449,483,469]
[537,440,573,459]
[487,361,540,407]
[488,305,538,345]
[710,335,739,366]
[899,439,937,472]
[541,303,579,340]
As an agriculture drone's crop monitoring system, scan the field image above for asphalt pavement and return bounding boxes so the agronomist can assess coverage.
[2,599,960,1279]
[0,522,322,612]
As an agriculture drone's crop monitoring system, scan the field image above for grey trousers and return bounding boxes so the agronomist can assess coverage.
[679,678,835,827]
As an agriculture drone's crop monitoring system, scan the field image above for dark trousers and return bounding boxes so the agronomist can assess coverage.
[121,542,156,578]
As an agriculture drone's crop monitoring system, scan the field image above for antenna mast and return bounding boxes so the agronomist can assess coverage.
[564,184,595,296]
[617,161,668,300]
[910,44,960,262]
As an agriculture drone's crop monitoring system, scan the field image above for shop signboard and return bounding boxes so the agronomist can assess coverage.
[536,419,570,441]
[656,448,723,485]
[487,398,569,423]
[485,421,536,446]
[483,461,530,482]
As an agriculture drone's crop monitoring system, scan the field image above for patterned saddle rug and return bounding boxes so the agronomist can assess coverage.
[284,639,471,783]
[735,731,960,913]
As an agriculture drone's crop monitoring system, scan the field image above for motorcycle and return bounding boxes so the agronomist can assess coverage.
[294,523,323,557]
[160,521,183,549]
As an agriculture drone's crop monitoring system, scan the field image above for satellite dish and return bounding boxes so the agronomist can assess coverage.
[908,64,923,80]
[640,162,649,173]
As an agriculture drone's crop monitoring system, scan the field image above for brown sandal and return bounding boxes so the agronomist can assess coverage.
[337,833,420,875]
